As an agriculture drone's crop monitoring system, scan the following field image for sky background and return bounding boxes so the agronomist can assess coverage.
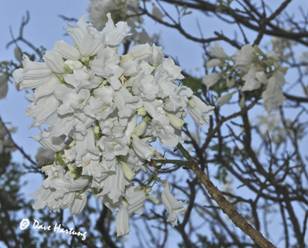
[0,0,306,246]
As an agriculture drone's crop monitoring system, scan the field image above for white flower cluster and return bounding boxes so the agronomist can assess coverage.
[204,44,287,111]
[13,15,213,236]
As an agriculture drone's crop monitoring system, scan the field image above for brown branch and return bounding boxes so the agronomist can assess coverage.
[284,93,308,103]
[176,144,276,248]
[190,162,276,248]
[0,117,37,167]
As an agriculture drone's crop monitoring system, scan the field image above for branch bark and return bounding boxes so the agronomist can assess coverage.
[176,144,276,248]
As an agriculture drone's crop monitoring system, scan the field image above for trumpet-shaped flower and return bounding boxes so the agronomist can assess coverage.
[116,203,130,237]
[188,96,214,125]
[161,182,186,226]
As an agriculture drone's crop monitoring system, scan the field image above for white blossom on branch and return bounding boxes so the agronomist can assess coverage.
[14,14,213,236]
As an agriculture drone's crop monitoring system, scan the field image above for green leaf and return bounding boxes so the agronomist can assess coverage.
[182,75,203,92]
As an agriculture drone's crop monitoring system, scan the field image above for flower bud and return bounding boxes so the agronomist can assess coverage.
[166,113,184,130]
[120,161,135,181]
[14,47,23,62]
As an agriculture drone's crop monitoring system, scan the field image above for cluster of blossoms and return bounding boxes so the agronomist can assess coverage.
[88,0,157,44]
[203,44,287,112]
[13,15,213,236]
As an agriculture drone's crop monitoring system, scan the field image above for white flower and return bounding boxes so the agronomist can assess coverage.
[188,96,214,125]
[161,182,185,226]
[44,50,65,73]
[114,88,141,117]
[208,44,227,59]
[116,203,129,237]
[160,58,184,80]
[262,71,285,111]
[144,100,169,125]
[151,45,164,66]
[241,67,264,91]
[100,164,129,202]
[88,0,154,45]
[34,77,69,102]
[54,40,80,60]
[164,86,193,112]
[64,68,94,90]
[166,113,184,130]
[33,165,90,211]
[202,73,220,88]
[150,120,179,147]
[205,43,286,111]
[129,44,153,60]
[85,92,115,120]
[16,56,52,89]
[126,186,146,214]
[132,135,155,161]
[102,13,130,46]
[152,3,164,21]
[99,136,129,160]
[44,176,89,191]
[88,0,139,30]
[75,129,100,160]
[132,73,159,101]
[58,90,90,115]
[217,92,235,106]
[91,47,121,77]
[67,17,102,57]
[120,161,135,181]
[35,147,55,166]
[34,131,66,152]
[70,193,87,214]
[27,96,59,126]
[207,58,221,68]
[235,45,255,66]
[12,68,23,84]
